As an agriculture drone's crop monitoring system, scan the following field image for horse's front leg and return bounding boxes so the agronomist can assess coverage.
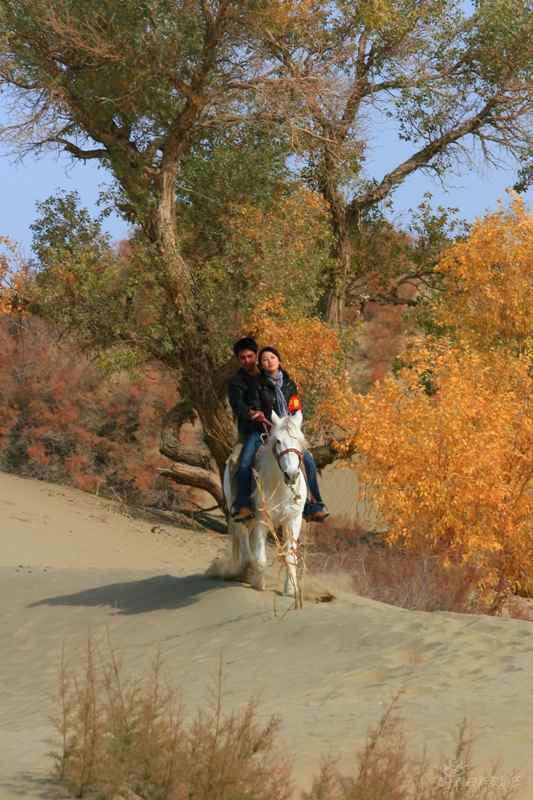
[234,520,253,581]
[249,521,269,591]
[282,516,303,601]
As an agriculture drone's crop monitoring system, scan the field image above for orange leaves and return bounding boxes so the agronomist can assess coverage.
[0,236,31,316]
[243,293,351,434]
[248,293,339,379]
[325,201,533,599]
[26,442,50,466]
[224,187,331,312]
[333,347,532,596]
[436,195,533,354]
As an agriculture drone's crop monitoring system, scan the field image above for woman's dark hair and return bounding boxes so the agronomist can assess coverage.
[258,346,282,363]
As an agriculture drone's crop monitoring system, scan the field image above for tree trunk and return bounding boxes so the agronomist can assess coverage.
[326,221,353,326]
[153,166,341,509]
[151,176,235,498]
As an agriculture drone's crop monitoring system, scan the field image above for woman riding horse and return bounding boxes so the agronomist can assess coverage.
[227,339,328,523]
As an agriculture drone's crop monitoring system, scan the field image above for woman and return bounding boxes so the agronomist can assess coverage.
[258,346,329,522]
[257,346,297,419]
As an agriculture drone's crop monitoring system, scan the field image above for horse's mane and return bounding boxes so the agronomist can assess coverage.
[288,420,306,444]
[275,415,307,448]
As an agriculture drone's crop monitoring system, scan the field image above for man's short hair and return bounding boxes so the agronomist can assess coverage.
[233,337,258,357]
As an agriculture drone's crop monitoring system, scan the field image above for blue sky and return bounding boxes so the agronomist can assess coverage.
[1,111,529,257]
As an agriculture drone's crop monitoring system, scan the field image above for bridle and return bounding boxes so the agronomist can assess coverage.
[260,422,305,487]
[260,423,314,503]
[272,438,304,485]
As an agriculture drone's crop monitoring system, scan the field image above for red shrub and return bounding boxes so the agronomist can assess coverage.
[0,315,179,505]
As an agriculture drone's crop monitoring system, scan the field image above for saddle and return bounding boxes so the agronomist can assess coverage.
[226,441,244,481]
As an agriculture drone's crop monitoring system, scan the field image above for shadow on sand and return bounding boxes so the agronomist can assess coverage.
[0,772,66,800]
[28,573,229,615]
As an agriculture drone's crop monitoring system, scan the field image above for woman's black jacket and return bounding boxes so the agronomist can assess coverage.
[257,369,298,421]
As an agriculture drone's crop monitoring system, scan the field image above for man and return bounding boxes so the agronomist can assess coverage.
[227,337,266,522]
[227,337,328,523]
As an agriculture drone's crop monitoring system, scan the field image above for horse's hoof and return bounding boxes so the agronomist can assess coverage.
[283,579,298,597]
[242,563,266,591]
[251,572,266,591]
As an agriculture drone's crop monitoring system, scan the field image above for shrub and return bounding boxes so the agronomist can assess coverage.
[0,315,178,504]
[53,637,292,800]
[304,698,520,800]
[53,638,522,800]
[306,521,487,614]
[319,200,533,606]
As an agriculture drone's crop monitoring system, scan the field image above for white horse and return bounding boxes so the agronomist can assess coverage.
[223,410,307,598]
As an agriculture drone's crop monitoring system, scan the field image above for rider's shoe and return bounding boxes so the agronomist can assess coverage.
[307,510,330,523]
[232,506,254,523]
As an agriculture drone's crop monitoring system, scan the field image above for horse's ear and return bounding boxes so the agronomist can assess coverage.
[271,410,281,427]
[292,410,303,428]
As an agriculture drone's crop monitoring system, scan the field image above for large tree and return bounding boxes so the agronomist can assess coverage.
[0,0,531,498]
[251,0,532,321]
[0,0,273,493]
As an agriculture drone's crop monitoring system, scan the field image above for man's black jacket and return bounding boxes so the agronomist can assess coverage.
[228,368,299,436]
[227,368,262,436]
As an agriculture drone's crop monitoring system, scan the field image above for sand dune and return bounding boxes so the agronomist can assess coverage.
[1,470,532,798]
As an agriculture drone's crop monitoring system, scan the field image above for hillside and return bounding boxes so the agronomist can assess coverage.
[1,470,532,798]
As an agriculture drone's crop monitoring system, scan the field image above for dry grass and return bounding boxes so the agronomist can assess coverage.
[303,694,521,800]
[51,635,292,800]
[52,638,522,800]
[306,520,490,615]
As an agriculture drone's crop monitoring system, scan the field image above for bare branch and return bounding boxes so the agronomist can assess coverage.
[56,139,108,160]
[158,464,224,508]
[349,96,503,216]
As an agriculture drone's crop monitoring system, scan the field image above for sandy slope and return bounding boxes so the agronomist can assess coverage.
[1,470,532,799]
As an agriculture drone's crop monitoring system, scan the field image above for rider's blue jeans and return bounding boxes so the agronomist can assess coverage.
[234,432,263,511]
[234,432,326,516]
[302,449,326,517]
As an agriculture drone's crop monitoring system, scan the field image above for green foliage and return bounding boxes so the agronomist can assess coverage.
[179,127,291,256]
[30,163,331,372]
[513,158,532,194]
[30,192,187,366]
[30,192,133,352]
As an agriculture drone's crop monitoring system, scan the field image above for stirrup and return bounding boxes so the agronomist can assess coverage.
[232,509,255,523]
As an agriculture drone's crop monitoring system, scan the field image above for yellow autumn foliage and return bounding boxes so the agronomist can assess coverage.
[322,199,533,600]
[245,294,349,434]
[436,195,532,354]
[332,347,532,595]
[0,236,29,316]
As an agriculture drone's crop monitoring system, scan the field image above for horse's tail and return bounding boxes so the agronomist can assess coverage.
[230,518,240,565]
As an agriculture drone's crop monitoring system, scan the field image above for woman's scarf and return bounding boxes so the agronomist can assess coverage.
[267,370,288,417]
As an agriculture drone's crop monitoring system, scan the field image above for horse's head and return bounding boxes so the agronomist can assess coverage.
[269,410,306,486]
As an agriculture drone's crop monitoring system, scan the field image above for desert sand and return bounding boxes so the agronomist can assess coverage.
[1,469,532,799]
